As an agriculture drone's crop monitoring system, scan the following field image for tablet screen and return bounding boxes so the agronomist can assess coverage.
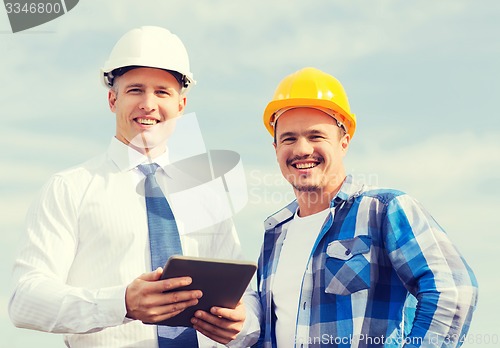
[157,255,257,327]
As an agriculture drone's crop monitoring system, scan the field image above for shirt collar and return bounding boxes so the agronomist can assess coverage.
[332,174,362,206]
[264,174,364,230]
[108,137,171,172]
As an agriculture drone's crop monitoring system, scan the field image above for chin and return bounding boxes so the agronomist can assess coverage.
[129,133,167,149]
[292,184,322,192]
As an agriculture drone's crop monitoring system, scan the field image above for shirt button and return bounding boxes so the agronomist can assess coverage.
[303,301,307,309]
[345,248,351,255]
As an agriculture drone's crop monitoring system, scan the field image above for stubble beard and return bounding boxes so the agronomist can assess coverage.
[287,172,324,193]
[292,183,322,192]
[285,155,325,193]
[290,176,331,208]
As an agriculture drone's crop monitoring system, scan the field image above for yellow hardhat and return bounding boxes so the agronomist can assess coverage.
[263,67,356,138]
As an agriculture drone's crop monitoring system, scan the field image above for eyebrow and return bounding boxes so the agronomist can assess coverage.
[124,83,174,90]
[124,83,144,89]
[278,129,326,141]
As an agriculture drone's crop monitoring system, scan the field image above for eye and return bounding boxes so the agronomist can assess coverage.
[281,137,296,144]
[156,90,171,96]
[309,135,325,141]
[126,88,142,94]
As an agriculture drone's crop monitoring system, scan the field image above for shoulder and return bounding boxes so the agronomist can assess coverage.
[345,184,427,221]
[338,175,408,207]
[357,186,407,206]
[355,185,434,231]
[44,153,110,194]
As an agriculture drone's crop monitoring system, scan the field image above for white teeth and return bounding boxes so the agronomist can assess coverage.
[295,162,316,169]
[136,118,157,125]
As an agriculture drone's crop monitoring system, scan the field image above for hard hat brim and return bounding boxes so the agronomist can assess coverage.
[263,98,356,138]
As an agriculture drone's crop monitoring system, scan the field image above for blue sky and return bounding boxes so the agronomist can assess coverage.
[1,1,499,346]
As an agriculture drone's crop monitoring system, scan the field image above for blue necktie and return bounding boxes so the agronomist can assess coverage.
[138,163,198,348]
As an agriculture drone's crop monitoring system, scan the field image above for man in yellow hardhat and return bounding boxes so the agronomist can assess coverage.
[256,67,478,347]
[9,26,261,348]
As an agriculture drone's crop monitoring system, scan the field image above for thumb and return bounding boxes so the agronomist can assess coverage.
[138,267,163,281]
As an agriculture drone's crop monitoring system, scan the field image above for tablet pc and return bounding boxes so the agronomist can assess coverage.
[157,255,257,327]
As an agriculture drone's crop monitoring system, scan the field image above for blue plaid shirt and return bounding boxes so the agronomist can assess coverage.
[256,175,478,348]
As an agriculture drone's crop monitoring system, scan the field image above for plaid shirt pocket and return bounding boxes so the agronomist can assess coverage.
[324,235,372,295]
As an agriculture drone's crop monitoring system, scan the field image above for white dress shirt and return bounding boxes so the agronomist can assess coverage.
[9,138,261,348]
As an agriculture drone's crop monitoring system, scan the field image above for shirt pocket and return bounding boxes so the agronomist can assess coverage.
[324,235,372,296]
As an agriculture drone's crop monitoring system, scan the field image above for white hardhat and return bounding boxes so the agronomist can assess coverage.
[101,26,195,91]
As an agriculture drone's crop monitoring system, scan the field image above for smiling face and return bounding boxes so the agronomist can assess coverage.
[274,108,350,202]
[108,67,186,158]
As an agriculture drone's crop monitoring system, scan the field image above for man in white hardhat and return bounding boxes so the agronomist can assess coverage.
[9,26,261,348]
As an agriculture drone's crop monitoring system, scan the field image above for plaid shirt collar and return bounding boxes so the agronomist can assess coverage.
[263,174,362,231]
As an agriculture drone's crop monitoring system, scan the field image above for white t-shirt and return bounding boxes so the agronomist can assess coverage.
[273,207,330,348]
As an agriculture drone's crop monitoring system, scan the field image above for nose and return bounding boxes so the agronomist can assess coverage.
[292,137,314,157]
[138,92,156,113]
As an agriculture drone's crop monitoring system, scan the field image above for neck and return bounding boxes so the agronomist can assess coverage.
[131,144,166,160]
[295,175,346,217]
[295,191,331,217]
[116,136,167,160]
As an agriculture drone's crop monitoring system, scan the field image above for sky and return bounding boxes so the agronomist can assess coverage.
[1,0,499,346]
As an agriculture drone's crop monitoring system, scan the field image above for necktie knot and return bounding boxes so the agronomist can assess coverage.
[138,164,164,199]
[138,163,159,176]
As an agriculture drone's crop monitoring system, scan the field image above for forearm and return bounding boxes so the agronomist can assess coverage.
[226,288,262,348]
[9,276,127,333]
[406,282,478,347]
[385,196,479,347]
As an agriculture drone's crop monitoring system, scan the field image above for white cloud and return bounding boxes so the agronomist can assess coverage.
[0,128,105,178]
[349,130,499,190]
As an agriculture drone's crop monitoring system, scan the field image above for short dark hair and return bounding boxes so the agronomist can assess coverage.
[273,118,278,144]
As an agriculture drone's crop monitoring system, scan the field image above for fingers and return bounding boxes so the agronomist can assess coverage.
[208,303,245,322]
[147,288,203,308]
[142,296,200,324]
[160,276,194,292]
[138,269,195,293]
[191,303,246,344]
[192,313,236,345]
[135,269,194,293]
[137,267,163,281]
[193,320,233,345]
[125,272,202,323]
[134,289,202,324]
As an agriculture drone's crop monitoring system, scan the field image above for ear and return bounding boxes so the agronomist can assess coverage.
[108,89,117,112]
[178,95,187,114]
[340,133,350,153]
